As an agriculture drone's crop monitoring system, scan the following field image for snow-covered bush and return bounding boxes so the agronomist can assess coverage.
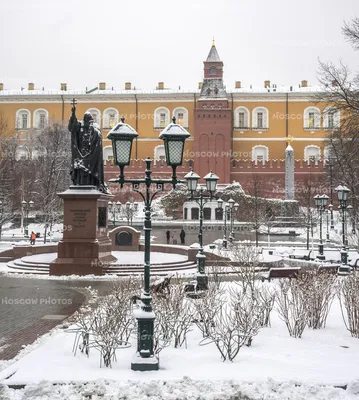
[275,279,308,338]
[297,270,337,329]
[339,271,359,338]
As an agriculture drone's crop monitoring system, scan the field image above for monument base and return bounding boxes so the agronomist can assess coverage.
[50,186,115,276]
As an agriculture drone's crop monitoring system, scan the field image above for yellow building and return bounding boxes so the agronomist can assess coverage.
[0,44,335,188]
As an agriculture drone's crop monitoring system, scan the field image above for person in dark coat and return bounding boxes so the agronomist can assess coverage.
[180,229,186,245]
[166,230,170,244]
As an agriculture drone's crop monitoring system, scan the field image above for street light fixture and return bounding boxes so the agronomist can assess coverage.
[217,198,239,248]
[314,194,329,260]
[125,200,139,226]
[108,201,121,227]
[335,185,350,271]
[185,170,219,290]
[108,116,190,371]
[21,200,34,237]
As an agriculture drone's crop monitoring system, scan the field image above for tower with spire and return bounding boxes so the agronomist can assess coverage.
[193,41,231,183]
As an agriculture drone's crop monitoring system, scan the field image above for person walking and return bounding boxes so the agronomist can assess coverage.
[166,230,170,244]
[180,229,186,245]
[30,231,36,245]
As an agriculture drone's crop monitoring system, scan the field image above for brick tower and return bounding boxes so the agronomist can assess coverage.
[193,41,232,184]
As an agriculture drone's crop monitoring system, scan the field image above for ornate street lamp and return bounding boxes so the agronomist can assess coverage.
[217,198,238,248]
[185,170,219,290]
[21,200,34,237]
[325,209,330,242]
[108,116,190,371]
[125,200,139,226]
[314,194,329,260]
[108,201,121,227]
[335,185,350,271]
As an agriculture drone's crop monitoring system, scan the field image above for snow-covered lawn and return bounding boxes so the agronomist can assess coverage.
[0,282,358,399]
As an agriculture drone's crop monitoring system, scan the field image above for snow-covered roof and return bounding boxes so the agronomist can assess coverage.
[206,45,221,62]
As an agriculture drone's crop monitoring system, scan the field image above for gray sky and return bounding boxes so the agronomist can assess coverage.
[1,0,358,91]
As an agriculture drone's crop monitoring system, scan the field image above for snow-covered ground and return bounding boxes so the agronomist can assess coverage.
[0,284,358,399]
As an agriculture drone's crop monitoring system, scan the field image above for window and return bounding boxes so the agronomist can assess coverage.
[191,208,199,220]
[154,107,170,129]
[103,108,119,129]
[252,146,269,163]
[160,113,166,128]
[173,107,189,128]
[154,145,166,164]
[22,114,28,129]
[323,107,340,130]
[103,146,114,161]
[304,107,321,129]
[215,208,223,220]
[177,113,184,126]
[203,208,211,220]
[257,112,263,129]
[252,107,268,129]
[238,112,245,128]
[39,114,46,129]
[234,107,250,129]
[304,145,321,161]
[209,66,217,75]
[184,208,188,220]
[109,113,116,128]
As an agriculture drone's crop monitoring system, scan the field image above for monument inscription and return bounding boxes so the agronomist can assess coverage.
[70,208,90,228]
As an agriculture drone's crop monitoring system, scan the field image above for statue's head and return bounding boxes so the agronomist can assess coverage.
[83,112,94,125]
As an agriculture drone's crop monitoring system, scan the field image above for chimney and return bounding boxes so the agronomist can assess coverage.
[0,83,3,91]
[301,80,308,88]
[235,81,241,89]
[60,83,67,91]
[158,82,164,90]
[125,82,132,90]
[198,82,203,89]
[28,82,34,90]
[264,80,270,88]
[99,82,106,90]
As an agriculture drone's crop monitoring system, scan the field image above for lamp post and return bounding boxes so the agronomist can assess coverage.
[108,201,121,227]
[314,194,329,260]
[185,170,219,290]
[0,200,3,241]
[107,116,190,371]
[217,198,238,248]
[125,200,139,226]
[335,185,350,269]
[21,200,34,237]
[325,208,331,242]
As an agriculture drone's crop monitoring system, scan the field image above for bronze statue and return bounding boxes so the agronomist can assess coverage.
[68,99,108,193]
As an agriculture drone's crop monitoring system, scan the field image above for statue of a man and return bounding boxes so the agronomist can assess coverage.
[68,103,108,193]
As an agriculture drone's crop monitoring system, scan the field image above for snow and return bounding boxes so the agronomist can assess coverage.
[0,283,358,399]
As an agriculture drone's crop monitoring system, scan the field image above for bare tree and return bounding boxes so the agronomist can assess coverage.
[32,122,71,241]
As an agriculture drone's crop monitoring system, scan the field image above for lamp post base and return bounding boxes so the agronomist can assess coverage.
[196,274,208,291]
[131,353,159,371]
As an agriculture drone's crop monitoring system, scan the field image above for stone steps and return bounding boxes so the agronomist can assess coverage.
[7,256,196,276]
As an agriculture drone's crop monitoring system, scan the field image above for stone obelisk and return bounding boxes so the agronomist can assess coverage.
[285,143,295,200]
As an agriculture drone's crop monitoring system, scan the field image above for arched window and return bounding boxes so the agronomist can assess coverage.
[304,145,321,161]
[103,146,114,162]
[252,107,269,130]
[16,109,31,129]
[86,108,101,127]
[15,146,30,160]
[154,107,170,129]
[209,66,217,75]
[103,108,119,129]
[323,107,340,130]
[173,107,189,128]
[304,107,321,130]
[33,109,48,129]
[252,145,269,163]
[154,145,166,164]
[234,106,250,129]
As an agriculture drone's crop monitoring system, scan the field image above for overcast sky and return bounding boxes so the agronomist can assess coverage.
[1,0,358,91]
